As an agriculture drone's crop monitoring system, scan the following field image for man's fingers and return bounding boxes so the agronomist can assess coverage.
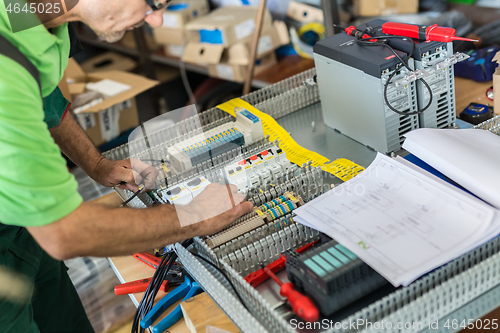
[130,158,155,175]
[142,166,159,190]
[232,201,254,219]
[227,184,238,193]
[126,183,139,192]
[230,192,246,206]
[131,170,144,187]
[121,159,133,169]
[129,158,158,190]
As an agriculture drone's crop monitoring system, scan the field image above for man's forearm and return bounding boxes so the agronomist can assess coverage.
[27,183,253,260]
[28,203,197,259]
[50,112,104,179]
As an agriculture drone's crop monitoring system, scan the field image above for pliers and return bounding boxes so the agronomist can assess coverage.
[140,274,203,333]
[114,252,182,295]
[114,268,184,295]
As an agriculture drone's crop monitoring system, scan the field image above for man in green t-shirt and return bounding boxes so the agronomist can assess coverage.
[0,1,253,331]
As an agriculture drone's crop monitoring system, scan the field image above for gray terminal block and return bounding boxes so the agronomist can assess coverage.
[359,19,457,130]
[314,32,419,153]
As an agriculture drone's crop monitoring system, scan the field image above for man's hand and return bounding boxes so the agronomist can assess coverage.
[50,113,158,192]
[92,158,159,192]
[176,183,254,236]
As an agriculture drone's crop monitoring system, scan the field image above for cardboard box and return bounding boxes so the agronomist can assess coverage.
[287,1,324,23]
[353,0,419,17]
[81,52,137,73]
[207,52,277,82]
[65,59,159,146]
[212,0,290,20]
[162,0,209,29]
[227,21,289,65]
[182,43,225,66]
[153,0,209,46]
[185,6,273,47]
[182,21,288,66]
[164,44,186,58]
[154,27,186,46]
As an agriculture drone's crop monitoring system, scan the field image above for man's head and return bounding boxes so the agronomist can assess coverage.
[70,0,167,42]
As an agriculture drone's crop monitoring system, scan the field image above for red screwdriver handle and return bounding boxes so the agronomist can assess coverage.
[280,283,319,322]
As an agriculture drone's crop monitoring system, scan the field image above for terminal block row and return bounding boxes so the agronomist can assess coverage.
[182,128,245,166]
[204,192,304,249]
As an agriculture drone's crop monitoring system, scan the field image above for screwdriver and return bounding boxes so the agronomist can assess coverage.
[261,265,319,322]
[381,22,479,43]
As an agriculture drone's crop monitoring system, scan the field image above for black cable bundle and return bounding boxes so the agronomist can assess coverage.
[130,240,251,333]
[356,35,433,116]
[131,239,192,333]
[191,253,249,311]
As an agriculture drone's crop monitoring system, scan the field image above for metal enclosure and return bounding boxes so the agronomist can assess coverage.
[358,19,457,129]
[414,42,457,128]
[314,47,418,153]
[314,20,459,153]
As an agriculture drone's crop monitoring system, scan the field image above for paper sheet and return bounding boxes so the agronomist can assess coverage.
[294,153,494,286]
[395,156,500,255]
[403,128,500,209]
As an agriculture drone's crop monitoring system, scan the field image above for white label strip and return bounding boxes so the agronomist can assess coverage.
[162,13,179,28]
[234,18,255,41]
[216,64,235,81]
[257,35,273,55]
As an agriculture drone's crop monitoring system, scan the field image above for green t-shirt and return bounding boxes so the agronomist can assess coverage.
[0,3,83,227]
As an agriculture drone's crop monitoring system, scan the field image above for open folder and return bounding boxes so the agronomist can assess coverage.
[294,129,500,286]
[403,128,500,209]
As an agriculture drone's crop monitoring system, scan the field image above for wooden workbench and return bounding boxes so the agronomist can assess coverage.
[454,77,494,116]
